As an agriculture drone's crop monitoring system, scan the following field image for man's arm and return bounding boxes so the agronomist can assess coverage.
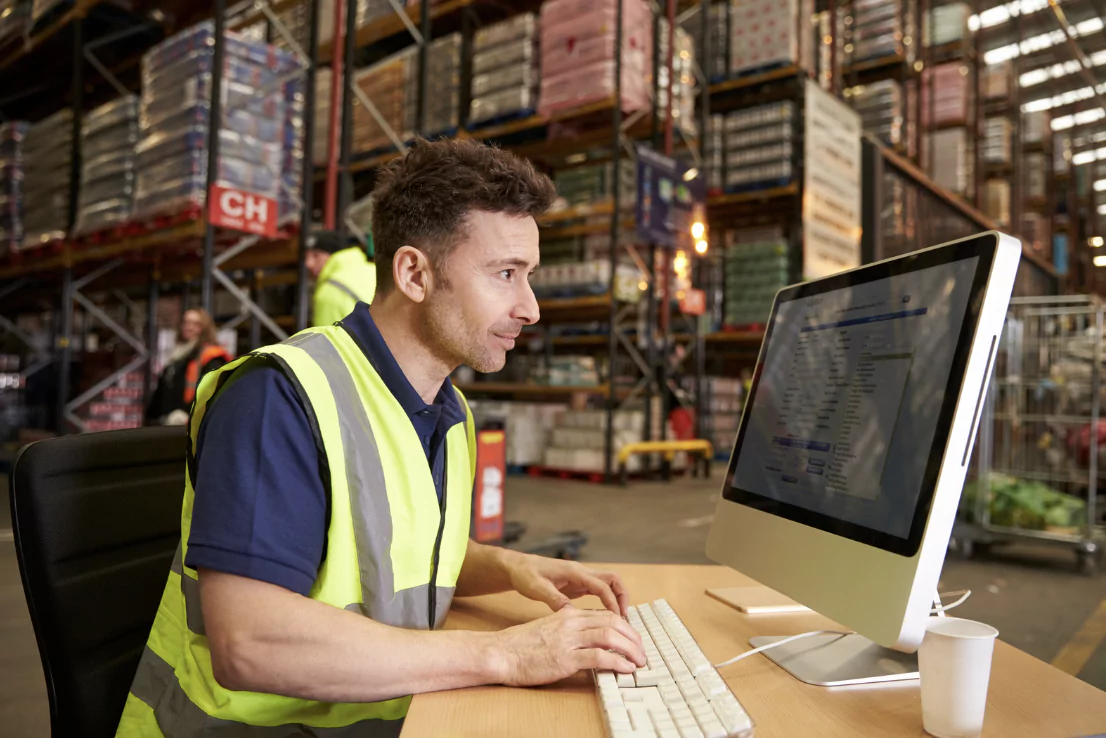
[456,540,630,616]
[200,568,646,700]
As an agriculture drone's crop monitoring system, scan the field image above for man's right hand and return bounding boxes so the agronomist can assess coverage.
[492,606,647,687]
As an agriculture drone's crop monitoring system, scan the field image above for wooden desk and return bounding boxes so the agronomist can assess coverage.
[402,564,1106,737]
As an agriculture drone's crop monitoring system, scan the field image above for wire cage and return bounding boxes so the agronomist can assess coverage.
[956,295,1106,573]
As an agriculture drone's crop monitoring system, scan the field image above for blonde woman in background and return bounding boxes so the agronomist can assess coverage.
[145,308,232,426]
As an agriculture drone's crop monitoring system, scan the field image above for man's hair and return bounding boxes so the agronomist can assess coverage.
[369,138,556,293]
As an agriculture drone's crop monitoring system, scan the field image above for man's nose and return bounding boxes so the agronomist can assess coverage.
[514,281,540,326]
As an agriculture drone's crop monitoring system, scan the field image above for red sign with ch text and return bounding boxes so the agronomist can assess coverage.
[473,430,506,543]
[209,184,278,237]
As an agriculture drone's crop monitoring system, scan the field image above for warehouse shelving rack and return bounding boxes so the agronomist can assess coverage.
[0,0,322,433]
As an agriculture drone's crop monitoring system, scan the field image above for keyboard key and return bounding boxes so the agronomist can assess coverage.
[597,600,754,738]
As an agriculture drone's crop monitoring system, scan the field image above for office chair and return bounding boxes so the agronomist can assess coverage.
[10,426,186,738]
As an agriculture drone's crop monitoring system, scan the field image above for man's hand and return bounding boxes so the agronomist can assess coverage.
[507,555,630,617]
[492,607,646,686]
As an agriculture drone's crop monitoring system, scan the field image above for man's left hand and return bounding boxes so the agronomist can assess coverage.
[507,555,629,617]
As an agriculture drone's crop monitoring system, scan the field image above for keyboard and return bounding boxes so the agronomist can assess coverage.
[594,599,754,738]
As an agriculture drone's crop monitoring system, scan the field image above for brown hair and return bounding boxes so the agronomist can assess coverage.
[180,308,219,346]
[369,138,556,294]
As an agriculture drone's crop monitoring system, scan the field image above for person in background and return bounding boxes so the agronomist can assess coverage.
[144,308,232,426]
[306,228,377,326]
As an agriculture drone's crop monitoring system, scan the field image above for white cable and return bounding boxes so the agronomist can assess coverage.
[714,630,854,669]
[714,590,972,670]
[931,589,972,614]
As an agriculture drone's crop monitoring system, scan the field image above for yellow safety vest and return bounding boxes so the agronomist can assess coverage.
[314,247,377,327]
[115,324,476,737]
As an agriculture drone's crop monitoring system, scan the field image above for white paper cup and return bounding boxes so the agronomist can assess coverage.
[918,617,999,738]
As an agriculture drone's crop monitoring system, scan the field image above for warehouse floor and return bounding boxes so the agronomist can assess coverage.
[1,473,1104,736]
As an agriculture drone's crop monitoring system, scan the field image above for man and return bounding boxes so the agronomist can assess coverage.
[116,139,645,737]
[306,227,377,326]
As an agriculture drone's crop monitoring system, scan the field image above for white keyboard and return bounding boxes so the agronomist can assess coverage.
[594,599,754,738]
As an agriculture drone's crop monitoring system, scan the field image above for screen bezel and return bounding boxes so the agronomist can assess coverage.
[721,233,999,557]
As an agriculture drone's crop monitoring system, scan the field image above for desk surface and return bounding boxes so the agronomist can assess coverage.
[402,563,1106,737]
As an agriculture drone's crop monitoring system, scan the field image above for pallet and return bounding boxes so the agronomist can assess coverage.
[711,61,793,85]
[466,108,539,133]
[527,465,608,484]
[720,322,767,333]
[722,177,794,196]
[10,237,65,261]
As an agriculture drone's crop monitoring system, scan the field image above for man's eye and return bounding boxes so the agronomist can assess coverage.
[501,269,514,281]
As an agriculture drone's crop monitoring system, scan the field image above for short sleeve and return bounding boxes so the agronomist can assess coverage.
[184,358,328,596]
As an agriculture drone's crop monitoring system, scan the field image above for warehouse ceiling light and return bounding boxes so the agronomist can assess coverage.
[1091,237,1104,247]
[1099,204,1106,215]
[1095,179,1106,191]
[983,17,1103,65]
[695,239,709,254]
[969,0,1051,32]
[1093,254,1106,267]
[1051,107,1106,130]
[691,221,705,239]
[1023,82,1106,113]
[1020,51,1106,88]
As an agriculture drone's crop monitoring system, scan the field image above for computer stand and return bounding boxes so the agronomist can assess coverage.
[748,633,918,687]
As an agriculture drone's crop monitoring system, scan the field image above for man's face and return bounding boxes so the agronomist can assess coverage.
[305,249,329,279]
[423,210,541,373]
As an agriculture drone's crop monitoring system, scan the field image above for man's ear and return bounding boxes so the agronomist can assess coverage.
[392,245,431,303]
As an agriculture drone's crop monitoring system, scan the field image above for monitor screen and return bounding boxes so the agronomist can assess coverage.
[723,238,996,556]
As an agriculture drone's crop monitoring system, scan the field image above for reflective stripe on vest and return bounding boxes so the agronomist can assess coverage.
[129,646,402,738]
[324,277,361,303]
[118,325,474,736]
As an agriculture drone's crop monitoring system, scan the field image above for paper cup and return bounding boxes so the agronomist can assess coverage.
[918,617,999,738]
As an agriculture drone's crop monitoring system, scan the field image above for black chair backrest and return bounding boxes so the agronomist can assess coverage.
[10,426,186,738]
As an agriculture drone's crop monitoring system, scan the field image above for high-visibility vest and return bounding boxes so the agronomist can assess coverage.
[181,344,233,405]
[314,247,377,327]
[115,324,476,737]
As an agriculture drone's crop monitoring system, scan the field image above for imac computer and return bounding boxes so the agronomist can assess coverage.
[705,231,1022,687]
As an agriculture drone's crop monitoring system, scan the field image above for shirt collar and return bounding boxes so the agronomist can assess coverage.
[339,303,465,426]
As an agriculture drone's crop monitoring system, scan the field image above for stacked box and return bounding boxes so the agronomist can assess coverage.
[981,60,1013,100]
[848,79,904,148]
[543,409,646,473]
[466,400,567,467]
[983,180,1010,225]
[539,0,653,116]
[553,161,635,207]
[925,127,971,196]
[682,375,745,456]
[469,13,540,127]
[707,113,723,191]
[655,19,697,137]
[135,22,297,219]
[313,67,332,165]
[1023,110,1050,144]
[920,62,971,126]
[680,1,727,81]
[924,2,969,47]
[730,0,814,76]
[74,96,139,235]
[349,53,407,153]
[530,260,642,302]
[846,0,915,63]
[0,122,26,257]
[983,117,1012,164]
[404,33,462,137]
[1024,151,1048,200]
[723,227,789,328]
[279,73,306,223]
[21,109,72,248]
[82,371,144,433]
[722,101,796,191]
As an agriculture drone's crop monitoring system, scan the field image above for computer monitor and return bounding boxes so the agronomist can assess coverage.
[706,231,1022,686]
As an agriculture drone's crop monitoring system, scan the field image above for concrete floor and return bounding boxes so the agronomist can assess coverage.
[1,473,1104,736]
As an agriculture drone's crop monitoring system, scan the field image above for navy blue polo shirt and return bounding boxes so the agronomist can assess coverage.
[184,303,467,596]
